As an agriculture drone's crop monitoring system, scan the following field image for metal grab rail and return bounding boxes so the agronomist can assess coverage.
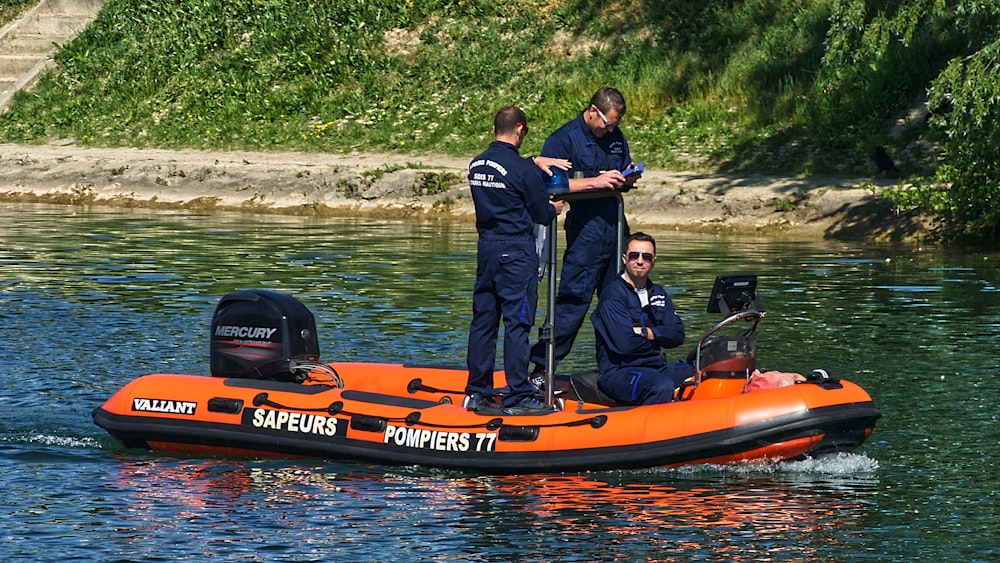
[692,309,765,387]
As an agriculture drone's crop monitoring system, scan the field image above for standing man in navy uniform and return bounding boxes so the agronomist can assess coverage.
[465,106,569,414]
[529,87,642,381]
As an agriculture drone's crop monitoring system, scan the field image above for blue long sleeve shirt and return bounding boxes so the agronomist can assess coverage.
[469,141,556,239]
[540,112,631,223]
[591,275,685,373]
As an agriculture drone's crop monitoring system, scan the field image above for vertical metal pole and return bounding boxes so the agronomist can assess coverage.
[545,214,557,406]
[615,192,624,274]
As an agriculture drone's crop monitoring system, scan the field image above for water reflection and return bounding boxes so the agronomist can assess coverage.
[454,470,875,561]
[102,456,878,561]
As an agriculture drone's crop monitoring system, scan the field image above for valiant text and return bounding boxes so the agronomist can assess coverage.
[132,398,197,415]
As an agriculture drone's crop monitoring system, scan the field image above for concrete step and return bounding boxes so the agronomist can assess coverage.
[0,0,104,112]
[0,34,73,55]
[42,0,102,17]
[0,55,45,76]
[18,12,92,35]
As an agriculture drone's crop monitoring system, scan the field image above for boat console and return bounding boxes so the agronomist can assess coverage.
[693,274,765,381]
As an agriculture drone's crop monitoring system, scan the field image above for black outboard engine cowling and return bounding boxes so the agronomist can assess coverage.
[210,289,320,381]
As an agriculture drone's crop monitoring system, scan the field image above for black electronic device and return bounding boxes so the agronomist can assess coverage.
[706,274,763,315]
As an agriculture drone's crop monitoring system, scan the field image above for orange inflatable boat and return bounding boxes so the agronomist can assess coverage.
[93,276,880,473]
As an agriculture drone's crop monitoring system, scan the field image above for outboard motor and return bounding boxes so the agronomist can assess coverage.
[210,289,320,381]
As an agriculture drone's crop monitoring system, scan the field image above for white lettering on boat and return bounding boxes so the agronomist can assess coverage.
[383,425,497,452]
[132,398,197,415]
[248,408,341,437]
[214,325,279,340]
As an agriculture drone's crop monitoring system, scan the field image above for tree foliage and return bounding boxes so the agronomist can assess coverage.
[925,38,1000,237]
[830,0,1000,238]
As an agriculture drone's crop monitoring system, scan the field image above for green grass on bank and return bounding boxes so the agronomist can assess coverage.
[0,0,980,177]
[0,0,34,24]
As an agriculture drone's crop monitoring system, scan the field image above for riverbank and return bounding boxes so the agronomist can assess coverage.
[0,142,927,240]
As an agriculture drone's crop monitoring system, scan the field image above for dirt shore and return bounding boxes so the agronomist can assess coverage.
[0,142,924,240]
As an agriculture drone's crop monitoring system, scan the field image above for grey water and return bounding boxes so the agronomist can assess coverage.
[2,203,999,562]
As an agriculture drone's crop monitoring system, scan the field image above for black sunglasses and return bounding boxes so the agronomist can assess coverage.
[626,251,654,262]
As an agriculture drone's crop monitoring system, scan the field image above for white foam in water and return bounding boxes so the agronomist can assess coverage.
[27,434,102,449]
[780,452,879,474]
[655,452,878,478]
[725,453,879,476]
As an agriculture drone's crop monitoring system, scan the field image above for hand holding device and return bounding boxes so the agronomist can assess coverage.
[622,162,644,177]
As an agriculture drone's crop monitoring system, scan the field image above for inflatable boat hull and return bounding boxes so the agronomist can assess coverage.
[93,362,880,473]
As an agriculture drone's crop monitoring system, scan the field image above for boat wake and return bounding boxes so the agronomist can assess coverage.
[778,452,879,475]
[634,452,879,479]
[20,433,104,449]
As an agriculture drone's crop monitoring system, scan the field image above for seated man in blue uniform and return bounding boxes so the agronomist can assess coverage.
[465,106,569,414]
[528,86,642,383]
[591,232,694,405]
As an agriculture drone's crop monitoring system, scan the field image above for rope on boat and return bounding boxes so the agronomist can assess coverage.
[293,361,344,388]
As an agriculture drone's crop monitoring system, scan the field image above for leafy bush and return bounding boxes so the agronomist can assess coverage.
[917,39,1000,237]
[866,2,1000,239]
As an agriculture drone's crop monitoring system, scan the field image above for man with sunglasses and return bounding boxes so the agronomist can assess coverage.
[528,87,642,383]
[465,106,570,414]
[591,233,694,405]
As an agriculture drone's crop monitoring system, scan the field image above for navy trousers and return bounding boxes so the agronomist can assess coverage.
[466,237,539,405]
[530,214,624,371]
[598,363,695,405]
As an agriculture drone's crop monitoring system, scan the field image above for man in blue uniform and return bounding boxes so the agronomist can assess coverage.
[529,87,642,381]
[465,106,569,414]
[591,232,693,405]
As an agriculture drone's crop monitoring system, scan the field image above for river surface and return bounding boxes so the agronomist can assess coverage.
[2,204,999,562]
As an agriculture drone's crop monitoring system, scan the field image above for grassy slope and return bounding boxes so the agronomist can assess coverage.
[0,0,967,177]
[0,0,34,23]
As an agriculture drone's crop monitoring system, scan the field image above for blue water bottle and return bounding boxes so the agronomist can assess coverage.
[547,168,569,195]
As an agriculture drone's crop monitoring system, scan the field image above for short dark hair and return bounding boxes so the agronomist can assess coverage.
[626,231,656,253]
[494,106,526,135]
[590,87,626,116]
